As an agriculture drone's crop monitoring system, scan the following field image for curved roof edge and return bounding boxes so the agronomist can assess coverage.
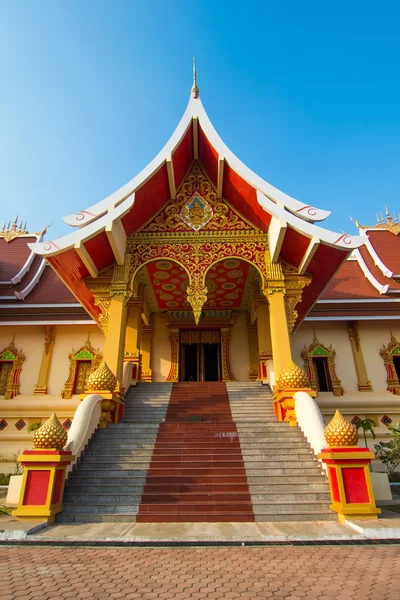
[61,94,331,230]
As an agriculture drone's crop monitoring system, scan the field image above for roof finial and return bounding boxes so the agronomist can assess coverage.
[191,56,199,99]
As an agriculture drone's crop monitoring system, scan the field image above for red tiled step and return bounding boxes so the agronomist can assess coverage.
[137,382,254,523]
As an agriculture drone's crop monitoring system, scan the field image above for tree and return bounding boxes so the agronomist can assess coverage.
[375,422,400,479]
[356,418,376,449]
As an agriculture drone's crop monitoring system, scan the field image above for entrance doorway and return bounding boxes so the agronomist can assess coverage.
[180,330,221,382]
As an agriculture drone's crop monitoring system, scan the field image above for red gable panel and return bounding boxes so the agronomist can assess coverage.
[280,227,311,269]
[172,124,193,189]
[84,231,115,271]
[121,164,170,235]
[198,126,218,188]
[321,260,381,300]
[222,164,270,231]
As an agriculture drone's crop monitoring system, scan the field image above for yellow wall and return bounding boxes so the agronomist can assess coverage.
[0,325,44,395]
[230,312,250,381]
[292,321,359,392]
[151,313,171,382]
[359,321,400,392]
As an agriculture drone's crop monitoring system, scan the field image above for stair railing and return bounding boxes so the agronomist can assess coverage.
[64,393,103,472]
[293,391,327,471]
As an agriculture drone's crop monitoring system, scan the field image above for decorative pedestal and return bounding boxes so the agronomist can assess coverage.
[13,450,74,524]
[258,353,270,383]
[318,447,381,521]
[274,388,316,425]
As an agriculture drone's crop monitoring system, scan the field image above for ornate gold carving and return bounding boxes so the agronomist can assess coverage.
[0,216,48,243]
[44,325,56,356]
[380,333,400,395]
[284,278,311,334]
[86,361,117,392]
[276,360,310,390]
[140,163,254,234]
[187,280,208,325]
[166,329,179,382]
[301,333,344,396]
[353,209,400,236]
[221,327,235,381]
[33,413,68,450]
[347,321,373,391]
[324,410,359,447]
[61,339,102,399]
[180,194,213,231]
[0,340,25,399]
[93,298,111,334]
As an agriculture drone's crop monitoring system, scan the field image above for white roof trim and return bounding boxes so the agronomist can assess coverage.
[60,95,331,232]
[0,303,83,308]
[28,196,135,257]
[257,191,363,250]
[353,249,389,295]
[317,298,400,304]
[0,320,96,326]
[306,315,400,321]
[14,259,47,300]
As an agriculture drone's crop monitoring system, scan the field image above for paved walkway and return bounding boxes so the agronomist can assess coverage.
[1,545,399,599]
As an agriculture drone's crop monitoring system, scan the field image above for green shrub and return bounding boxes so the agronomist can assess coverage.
[375,421,400,479]
[0,473,11,485]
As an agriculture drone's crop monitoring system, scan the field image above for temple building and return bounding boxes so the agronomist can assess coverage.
[1,78,399,520]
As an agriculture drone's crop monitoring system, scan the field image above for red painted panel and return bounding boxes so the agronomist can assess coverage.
[51,469,65,505]
[198,126,218,187]
[280,227,311,268]
[328,467,341,503]
[84,231,114,271]
[121,164,170,235]
[222,164,270,231]
[23,470,50,506]
[172,124,193,189]
[47,250,101,323]
[342,467,370,504]
[296,245,348,326]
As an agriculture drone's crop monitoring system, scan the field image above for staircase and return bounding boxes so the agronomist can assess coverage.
[226,382,335,521]
[59,381,334,523]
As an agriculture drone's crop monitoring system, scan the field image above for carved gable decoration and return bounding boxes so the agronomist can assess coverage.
[140,162,254,233]
[0,340,25,399]
[301,334,344,397]
[380,334,400,395]
[62,338,102,399]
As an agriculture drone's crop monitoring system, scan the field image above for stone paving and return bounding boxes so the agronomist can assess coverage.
[1,544,400,599]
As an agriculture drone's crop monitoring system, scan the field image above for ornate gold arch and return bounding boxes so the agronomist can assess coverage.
[0,340,25,399]
[301,334,344,396]
[62,338,102,399]
[380,333,400,395]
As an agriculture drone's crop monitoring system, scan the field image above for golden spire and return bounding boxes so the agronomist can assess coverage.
[276,360,310,390]
[191,56,199,99]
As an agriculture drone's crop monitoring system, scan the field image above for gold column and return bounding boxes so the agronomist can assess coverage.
[103,257,131,383]
[247,322,259,382]
[141,324,153,382]
[124,298,143,383]
[34,326,56,395]
[267,285,292,381]
[166,328,179,382]
[255,294,272,382]
[221,326,235,381]
[347,321,372,391]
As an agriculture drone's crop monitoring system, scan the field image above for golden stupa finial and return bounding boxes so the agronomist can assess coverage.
[276,360,310,390]
[191,56,199,99]
[33,413,68,450]
[324,410,359,447]
[86,361,117,392]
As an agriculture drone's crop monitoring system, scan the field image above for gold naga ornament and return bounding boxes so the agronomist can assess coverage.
[86,361,117,392]
[324,410,359,447]
[33,413,68,450]
[277,360,310,389]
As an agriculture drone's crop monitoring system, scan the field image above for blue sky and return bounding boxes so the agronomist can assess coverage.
[1,1,399,239]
